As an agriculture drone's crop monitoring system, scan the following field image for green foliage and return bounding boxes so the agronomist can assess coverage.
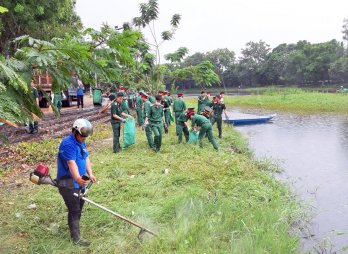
[0,6,8,14]
[191,60,220,88]
[0,23,142,123]
[164,47,189,63]
[171,14,181,28]
[161,31,173,41]
[14,4,24,13]
[169,17,348,89]
[0,55,42,123]
[329,55,348,81]
[0,0,82,55]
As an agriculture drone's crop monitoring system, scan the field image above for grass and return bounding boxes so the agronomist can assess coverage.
[221,87,348,113]
[180,85,345,96]
[0,121,302,253]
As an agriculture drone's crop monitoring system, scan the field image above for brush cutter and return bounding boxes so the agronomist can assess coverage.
[29,164,157,238]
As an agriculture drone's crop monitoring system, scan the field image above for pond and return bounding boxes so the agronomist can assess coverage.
[231,109,348,252]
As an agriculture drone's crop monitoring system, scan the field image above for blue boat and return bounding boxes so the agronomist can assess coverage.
[224,114,276,126]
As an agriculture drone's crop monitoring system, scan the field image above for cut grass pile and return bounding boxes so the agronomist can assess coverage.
[0,121,301,253]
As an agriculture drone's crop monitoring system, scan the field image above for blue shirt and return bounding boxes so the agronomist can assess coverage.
[76,81,84,96]
[57,134,89,189]
[76,85,84,96]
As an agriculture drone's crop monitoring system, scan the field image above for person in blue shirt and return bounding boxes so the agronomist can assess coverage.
[56,119,96,246]
[76,79,84,109]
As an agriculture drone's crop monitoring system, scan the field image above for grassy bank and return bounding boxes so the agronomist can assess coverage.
[180,85,345,95]
[223,88,348,113]
[0,122,301,253]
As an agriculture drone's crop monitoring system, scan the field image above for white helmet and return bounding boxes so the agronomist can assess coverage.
[73,119,93,137]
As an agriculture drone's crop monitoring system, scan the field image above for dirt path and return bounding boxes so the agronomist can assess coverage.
[0,95,111,144]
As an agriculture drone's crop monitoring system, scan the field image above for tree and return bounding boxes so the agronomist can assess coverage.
[83,24,142,87]
[239,40,271,85]
[183,52,206,67]
[164,47,189,91]
[261,43,295,85]
[127,0,182,94]
[164,47,189,66]
[343,18,348,43]
[191,61,220,89]
[0,0,82,56]
[206,48,235,88]
[329,56,348,83]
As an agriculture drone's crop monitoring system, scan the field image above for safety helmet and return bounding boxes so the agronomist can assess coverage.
[73,119,93,137]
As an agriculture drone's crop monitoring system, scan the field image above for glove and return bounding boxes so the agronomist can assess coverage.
[122,118,126,123]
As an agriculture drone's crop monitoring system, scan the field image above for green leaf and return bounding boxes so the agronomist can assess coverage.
[14,4,25,13]
[171,14,181,28]
[161,31,173,41]
[0,6,8,14]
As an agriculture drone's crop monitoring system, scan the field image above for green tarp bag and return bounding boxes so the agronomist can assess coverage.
[169,108,174,122]
[122,117,136,149]
[188,131,199,144]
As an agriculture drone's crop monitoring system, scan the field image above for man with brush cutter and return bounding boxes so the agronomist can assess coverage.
[29,119,157,246]
[56,119,96,246]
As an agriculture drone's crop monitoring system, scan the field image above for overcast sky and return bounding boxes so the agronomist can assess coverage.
[76,0,348,58]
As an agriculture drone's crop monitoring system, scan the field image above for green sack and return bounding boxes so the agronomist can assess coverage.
[188,131,199,144]
[169,108,174,121]
[53,93,62,110]
[122,117,136,149]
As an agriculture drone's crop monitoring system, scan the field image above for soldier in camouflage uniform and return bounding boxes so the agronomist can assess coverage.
[187,109,218,151]
[173,93,186,123]
[145,95,166,152]
[142,92,154,149]
[135,92,144,126]
[210,96,227,138]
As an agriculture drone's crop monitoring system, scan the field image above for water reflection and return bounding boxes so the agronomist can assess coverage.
[233,109,348,252]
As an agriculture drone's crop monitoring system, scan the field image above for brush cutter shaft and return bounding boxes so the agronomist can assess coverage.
[74,194,157,236]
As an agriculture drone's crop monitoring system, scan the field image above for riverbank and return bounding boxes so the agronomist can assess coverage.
[0,122,301,253]
[181,85,345,96]
[217,88,348,113]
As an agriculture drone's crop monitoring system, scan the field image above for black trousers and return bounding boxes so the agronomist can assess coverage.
[111,122,121,153]
[58,185,84,241]
[77,95,84,108]
[211,115,222,138]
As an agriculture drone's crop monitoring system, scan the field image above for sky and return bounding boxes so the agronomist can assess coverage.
[76,0,348,58]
